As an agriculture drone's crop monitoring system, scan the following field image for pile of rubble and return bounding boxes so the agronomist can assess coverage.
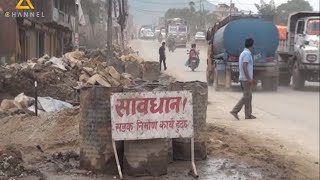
[0,46,146,105]
[0,146,26,178]
[0,146,43,179]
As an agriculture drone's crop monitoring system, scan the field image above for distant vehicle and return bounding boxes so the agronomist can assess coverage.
[144,29,155,40]
[207,15,279,91]
[165,18,188,48]
[155,27,161,36]
[160,28,166,37]
[277,11,320,90]
[139,25,153,39]
[195,32,206,42]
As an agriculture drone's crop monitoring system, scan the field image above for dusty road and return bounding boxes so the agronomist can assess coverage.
[131,39,320,176]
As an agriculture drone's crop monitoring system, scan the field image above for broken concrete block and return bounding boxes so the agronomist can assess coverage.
[79,73,90,83]
[106,76,120,87]
[0,99,19,111]
[14,93,32,109]
[87,74,111,87]
[108,66,121,81]
[82,67,95,76]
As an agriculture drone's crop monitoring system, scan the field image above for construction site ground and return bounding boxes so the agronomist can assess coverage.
[0,40,319,180]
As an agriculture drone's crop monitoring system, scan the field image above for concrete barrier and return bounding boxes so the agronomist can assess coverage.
[79,86,123,173]
[142,61,160,81]
[125,61,143,79]
[122,84,168,176]
[169,81,208,161]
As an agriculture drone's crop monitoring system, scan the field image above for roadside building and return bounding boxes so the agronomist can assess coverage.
[214,3,239,20]
[0,0,76,64]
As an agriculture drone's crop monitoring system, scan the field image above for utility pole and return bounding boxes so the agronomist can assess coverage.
[75,0,79,51]
[200,0,203,29]
[117,0,127,51]
[107,0,113,60]
[113,0,119,45]
[202,1,206,30]
[229,0,233,16]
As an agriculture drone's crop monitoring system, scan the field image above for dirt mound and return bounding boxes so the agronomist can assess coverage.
[0,108,80,151]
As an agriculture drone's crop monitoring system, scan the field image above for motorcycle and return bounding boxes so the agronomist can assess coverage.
[158,35,163,43]
[187,50,200,71]
[168,43,176,52]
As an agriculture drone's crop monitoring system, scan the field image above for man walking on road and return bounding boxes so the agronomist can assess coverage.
[159,42,167,71]
[230,38,256,120]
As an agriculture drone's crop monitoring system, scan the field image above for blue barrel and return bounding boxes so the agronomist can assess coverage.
[213,18,279,63]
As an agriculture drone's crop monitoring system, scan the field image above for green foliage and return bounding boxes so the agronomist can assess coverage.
[255,0,276,19]
[275,0,313,25]
[189,1,195,12]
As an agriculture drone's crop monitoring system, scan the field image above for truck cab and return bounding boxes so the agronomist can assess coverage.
[277,12,320,90]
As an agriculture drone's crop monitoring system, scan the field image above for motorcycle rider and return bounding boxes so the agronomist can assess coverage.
[167,35,176,51]
[186,43,199,67]
[158,33,163,42]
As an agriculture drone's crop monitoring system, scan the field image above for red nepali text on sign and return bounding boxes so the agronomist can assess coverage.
[115,96,187,117]
[115,120,189,133]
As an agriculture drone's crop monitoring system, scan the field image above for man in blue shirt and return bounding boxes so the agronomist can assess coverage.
[230,38,256,120]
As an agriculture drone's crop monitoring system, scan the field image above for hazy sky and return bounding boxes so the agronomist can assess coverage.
[208,0,320,12]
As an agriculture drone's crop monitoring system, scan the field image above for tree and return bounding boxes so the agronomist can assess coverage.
[275,0,313,25]
[81,0,101,35]
[189,1,195,12]
[255,0,276,19]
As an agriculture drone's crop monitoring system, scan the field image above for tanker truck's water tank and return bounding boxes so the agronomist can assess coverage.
[213,18,279,63]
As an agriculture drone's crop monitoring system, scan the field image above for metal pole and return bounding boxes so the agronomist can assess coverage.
[107,0,113,61]
[229,0,233,17]
[112,140,123,179]
[75,0,79,51]
[34,81,38,116]
[191,137,198,177]
[200,0,203,29]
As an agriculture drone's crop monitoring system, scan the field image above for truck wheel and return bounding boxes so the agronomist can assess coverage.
[262,77,278,91]
[279,75,291,86]
[292,61,305,90]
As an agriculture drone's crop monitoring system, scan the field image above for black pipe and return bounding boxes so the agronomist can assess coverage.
[35,81,38,116]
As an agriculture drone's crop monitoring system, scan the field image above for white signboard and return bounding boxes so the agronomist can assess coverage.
[110,91,193,141]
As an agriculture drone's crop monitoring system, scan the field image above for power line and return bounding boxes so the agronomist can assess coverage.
[234,0,253,11]
[131,0,201,5]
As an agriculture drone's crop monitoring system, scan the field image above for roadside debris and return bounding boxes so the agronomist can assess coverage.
[0,46,146,103]
[0,93,73,115]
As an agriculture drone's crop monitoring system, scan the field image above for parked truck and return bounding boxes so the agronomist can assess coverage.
[277,12,320,90]
[165,18,188,47]
[207,15,279,91]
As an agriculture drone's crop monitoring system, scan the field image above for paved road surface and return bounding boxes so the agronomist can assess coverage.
[130,39,320,161]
